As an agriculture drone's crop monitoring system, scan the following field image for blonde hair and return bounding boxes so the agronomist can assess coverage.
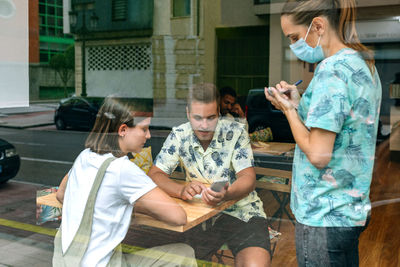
[187,83,220,111]
[282,0,375,74]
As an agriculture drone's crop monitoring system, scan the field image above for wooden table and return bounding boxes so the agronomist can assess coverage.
[37,192,237,232]
[251,141,295,156]
[133,197,236,232]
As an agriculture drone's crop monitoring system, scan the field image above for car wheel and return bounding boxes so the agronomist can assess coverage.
[0,179,10,185]
[55,117,66,130]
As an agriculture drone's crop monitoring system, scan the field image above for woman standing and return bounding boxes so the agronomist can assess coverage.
[265,0,381,266]
[53,97,196,266]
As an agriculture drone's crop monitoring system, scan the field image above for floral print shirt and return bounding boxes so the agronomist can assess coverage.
[154,118,266,222]
[292,48,382,227]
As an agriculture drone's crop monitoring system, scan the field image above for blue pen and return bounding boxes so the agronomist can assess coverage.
[294,79,303,86]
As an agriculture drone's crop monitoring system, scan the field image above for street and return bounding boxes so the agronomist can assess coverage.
[0,127,169,187]
[0,127,88,186]
[0,126,89,266]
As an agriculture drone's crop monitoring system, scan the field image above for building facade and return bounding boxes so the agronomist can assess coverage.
[29,0,75,100]
[66,0,400,150]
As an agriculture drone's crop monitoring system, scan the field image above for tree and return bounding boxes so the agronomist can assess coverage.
[50,45,75,98]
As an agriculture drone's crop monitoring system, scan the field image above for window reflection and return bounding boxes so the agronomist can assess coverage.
[0,0,399,266]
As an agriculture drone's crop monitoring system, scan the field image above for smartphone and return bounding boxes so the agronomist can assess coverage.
[267,87,290,97]
[210,180,228,192]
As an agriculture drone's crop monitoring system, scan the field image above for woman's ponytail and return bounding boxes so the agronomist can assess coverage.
[336,0,375,74]
[282,0,375,74]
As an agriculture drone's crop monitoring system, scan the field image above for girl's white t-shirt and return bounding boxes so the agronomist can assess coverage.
[61,148,157,267]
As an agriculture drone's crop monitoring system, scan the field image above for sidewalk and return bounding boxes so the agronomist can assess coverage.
[0,102,186,130]
[0,181,55,267]
[0,103,57,129]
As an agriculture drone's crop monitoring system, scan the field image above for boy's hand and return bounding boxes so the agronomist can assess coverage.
[202,183,229,206]
[180,181,206,200]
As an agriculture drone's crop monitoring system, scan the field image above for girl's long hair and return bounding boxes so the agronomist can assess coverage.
[85,97,138,157]
[282,0,375,73]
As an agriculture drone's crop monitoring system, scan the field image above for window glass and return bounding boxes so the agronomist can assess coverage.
[47,6,55,16]
[47,15,55,26]
[3,1,397,267]
[39,50,49,62]
[39,4,46,14]
[173,0,190,17]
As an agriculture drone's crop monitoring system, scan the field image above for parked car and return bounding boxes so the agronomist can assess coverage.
[0,138,20,183]
[54,96,104,130]
[245,88,294,142]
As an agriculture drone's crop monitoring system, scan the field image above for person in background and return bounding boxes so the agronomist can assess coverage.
[220,86,248,130]
[53,96,196,267]
[232,102,245,118]
[264,0,382,266]
[220,86,245,118]
[148,83,271,266]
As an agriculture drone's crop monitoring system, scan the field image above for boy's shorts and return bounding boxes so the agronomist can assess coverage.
[183,214,271,260]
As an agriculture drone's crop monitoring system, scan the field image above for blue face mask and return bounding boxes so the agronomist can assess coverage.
[289,21,325,63]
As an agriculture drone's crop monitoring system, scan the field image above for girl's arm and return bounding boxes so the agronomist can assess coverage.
[134,187,187,226]
[56,173,68,203]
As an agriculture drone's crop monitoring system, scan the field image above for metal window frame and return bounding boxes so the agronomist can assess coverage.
[38,0,74,63]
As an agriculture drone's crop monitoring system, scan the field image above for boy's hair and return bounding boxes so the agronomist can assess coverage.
[220,86,237,99]
[187,83,220,111]
[85,96,150,157]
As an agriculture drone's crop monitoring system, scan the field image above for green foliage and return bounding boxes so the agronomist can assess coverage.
[39,87,75,100]
[49,45,75,98]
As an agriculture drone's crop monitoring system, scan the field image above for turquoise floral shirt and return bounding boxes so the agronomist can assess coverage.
[292,48,382,227]
[154,118,266,222]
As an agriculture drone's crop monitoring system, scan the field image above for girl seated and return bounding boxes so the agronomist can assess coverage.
[53,96,196,267]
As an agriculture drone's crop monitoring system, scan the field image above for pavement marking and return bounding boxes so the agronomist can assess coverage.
[0,218,142,252]
[0,218,57,237]
[9,141,46,146]
[0,218,212,265]
[21,157,73,165]
[0,218,147,254]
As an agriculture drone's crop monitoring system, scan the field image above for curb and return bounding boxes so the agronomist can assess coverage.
[29,100,60,104]
[0,123,54,130]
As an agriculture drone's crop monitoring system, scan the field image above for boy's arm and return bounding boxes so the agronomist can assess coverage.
[223,166,255,201]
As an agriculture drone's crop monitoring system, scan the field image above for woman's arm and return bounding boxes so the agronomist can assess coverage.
[265,83,336,169]
[134,187,187,226]
[56,173,68,203]
[285,109,336,169]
